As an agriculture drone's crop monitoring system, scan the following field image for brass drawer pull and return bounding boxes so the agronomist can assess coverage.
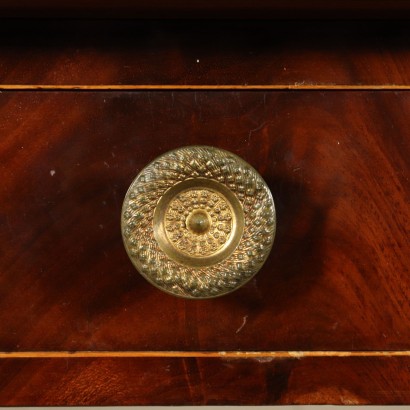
[121,146,276,299]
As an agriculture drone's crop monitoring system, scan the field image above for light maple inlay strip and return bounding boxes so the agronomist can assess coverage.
[0,84,410,91]
[1,351,410,359]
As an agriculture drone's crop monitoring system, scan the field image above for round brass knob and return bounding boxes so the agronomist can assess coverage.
[121,146,276,299]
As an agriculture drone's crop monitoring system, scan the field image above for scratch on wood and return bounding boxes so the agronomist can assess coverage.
[236,315,248,334]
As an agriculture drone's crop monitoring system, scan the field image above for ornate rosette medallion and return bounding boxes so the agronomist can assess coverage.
[121,146,276,298]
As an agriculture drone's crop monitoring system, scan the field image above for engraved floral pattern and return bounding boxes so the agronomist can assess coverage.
[164,189,233,257]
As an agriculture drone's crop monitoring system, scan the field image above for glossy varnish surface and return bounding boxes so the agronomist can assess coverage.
[1,20,410,86]
[1,356,410,405]
[0,91,409,354]
[1,17,410,403]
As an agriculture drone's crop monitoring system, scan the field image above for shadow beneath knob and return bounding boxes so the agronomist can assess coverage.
[226,171,333,318]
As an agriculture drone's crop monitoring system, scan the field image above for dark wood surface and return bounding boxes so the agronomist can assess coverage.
[1,16,410,402]
[1,20,410,86]
[1,1,410,18]
[0,91,409,353]
[1,356,410,405]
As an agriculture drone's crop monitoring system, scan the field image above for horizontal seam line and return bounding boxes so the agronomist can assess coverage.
[1,351,410,358]
[0,84,409,91]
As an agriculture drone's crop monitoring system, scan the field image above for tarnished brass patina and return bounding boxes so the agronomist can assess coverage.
[121,146,276,299]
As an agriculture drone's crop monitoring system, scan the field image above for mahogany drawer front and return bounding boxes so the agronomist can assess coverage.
[1,16,410,402]
[1,357,410,405]
[1,90,409,354]
[1,20,410,87]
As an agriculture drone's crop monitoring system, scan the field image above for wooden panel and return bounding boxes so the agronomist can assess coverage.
[1,1,410,18]
[0,91,409,351]
[1,356,410,405]
[1,21,410,86]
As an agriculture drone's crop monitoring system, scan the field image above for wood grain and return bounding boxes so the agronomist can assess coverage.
[1,20,410,86]
[0,91,409,352]
[1,356,410,405]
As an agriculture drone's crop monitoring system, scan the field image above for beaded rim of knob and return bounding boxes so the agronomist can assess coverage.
[121,145,276,299]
